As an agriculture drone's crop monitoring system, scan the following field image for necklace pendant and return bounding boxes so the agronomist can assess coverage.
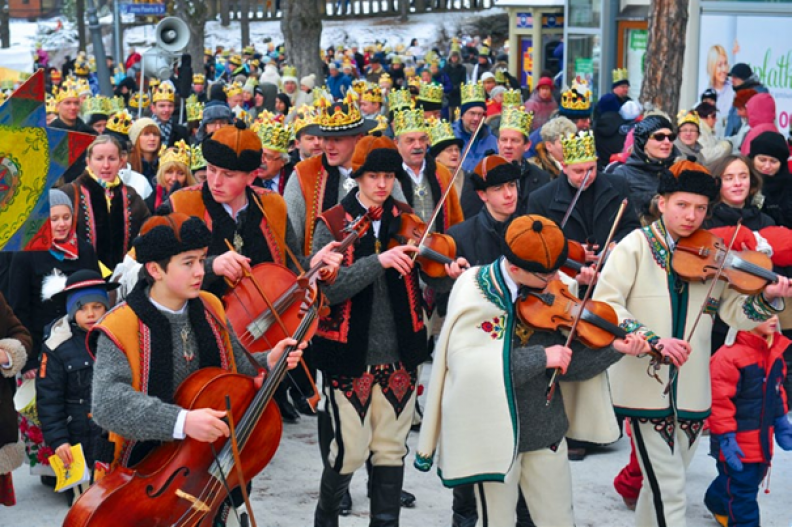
[181,327,194,362]
[233,232,244,253]
[375,239,381,254]
[414,185,427,199]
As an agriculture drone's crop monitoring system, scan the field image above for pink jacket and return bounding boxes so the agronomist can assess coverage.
[741,93,779,156]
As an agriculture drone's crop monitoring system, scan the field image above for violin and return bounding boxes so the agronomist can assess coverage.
[64,288,322,526]
[561,240,588,277]
[389,213,459,278]
[673,229,779,295]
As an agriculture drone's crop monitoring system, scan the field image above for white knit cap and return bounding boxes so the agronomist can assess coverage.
[128,117,159,147]
[300,74,316,90]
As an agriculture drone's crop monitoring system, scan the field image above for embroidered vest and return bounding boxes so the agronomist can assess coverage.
[91,292,234,469]
[170,185,288,264]
[294,155,330,256]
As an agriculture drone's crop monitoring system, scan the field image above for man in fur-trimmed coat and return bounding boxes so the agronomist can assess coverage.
[0,292,32,505]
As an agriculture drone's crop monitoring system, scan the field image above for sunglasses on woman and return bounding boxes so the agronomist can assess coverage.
[650,132,677,142]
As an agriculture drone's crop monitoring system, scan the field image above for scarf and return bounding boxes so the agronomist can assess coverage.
[154,116,173,146]
[50,229,80,261]
[125,281,223,405]
[87,167,122,211]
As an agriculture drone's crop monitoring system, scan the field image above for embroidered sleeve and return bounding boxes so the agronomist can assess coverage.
[619,319,660,346]
[414,451,434,472]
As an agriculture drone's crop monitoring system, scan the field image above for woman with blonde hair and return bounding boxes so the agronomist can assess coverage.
[146,140,195,213]
[706,44,734,131]
[127,118,162,185]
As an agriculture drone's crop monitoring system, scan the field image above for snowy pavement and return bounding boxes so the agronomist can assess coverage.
[4,364,792,526]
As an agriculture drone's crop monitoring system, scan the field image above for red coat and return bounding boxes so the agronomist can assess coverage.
[710,331,790,463]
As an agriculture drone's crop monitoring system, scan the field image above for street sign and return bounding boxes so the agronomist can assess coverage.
[121,3,166,16]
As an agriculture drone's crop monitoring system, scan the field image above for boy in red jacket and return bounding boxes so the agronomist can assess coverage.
[705,315,792,526]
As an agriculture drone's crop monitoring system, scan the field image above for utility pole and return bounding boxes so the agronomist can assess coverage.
[77,0,87,52]
[0,0,9,49]
[86,0,114,95]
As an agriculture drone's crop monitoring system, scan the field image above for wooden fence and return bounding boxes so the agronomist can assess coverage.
[222,0,495,21]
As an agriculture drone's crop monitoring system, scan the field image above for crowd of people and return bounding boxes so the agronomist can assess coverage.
[1,33,792,527]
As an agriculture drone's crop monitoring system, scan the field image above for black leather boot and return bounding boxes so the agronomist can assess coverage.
[275,384,300,423]
[452,485,477,527]
[314,467,354,527]
[369,465,404,527]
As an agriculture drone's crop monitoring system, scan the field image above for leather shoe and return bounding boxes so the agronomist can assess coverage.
[567,447,587,461]
[277,398,301,423]
[339,489,352,516]
[400,489,416,508]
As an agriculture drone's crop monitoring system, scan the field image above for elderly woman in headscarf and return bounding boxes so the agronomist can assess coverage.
[608,112,679,223]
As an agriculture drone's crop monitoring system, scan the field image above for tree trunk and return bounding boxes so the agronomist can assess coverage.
[241,0,250,46]
[221,0,231,26]
[281,0,323,81]
[639,0,688,115]
[174,0,208,73]
[77,0,87,52]
[398,0,408,22]
[0,0,10,49]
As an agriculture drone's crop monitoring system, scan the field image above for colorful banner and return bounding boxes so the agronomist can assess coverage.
[698,13,792,132]
[521,37,534,90]
[0,70,94,252]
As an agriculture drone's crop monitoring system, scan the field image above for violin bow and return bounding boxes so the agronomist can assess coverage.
[411,118,484,260]
[545,198,628,406]
[225,395,259,527]
[559,167,593,229]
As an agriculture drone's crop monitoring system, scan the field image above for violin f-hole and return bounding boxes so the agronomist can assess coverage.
[146,466,191,498]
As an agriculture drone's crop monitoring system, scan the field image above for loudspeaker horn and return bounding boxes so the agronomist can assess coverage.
[155,17,190,54]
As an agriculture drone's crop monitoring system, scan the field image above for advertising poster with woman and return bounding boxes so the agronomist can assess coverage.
[699,13,792,136]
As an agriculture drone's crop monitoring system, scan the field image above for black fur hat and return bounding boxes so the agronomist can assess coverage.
[352,148,404,179]
[471,155,521,191]
[657,169,719,201]
[202,120,262,173]
[134,213,212,263]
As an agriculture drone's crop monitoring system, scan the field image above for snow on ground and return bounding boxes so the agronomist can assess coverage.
[5,364,792,526]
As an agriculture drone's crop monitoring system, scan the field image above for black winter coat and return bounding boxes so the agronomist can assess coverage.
[608,146,676,220]
[447,206,510,266]
[703,203,775,231]
[460,159,551,219]
[761,169,792,229]
[526,172,640,247]
[594,112,629,170]
[36,317,97,465]
[443,63,468,107]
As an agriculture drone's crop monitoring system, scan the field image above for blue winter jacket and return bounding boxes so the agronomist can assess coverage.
[453,119,499,172]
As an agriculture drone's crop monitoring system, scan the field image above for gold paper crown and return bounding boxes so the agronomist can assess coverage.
[224,82,244,98]
[46,95,56,114]
[291,105,318,137]
[392,108,427,137]
[186,94,204,122]
[106,110,134,136]
[450,38,461,53]
[460,81,486,105]
[149,78,161,89]
[128,92,151,108]
[75,78,92,96]
[243,45,255,55]
[561,130,597,165]
[74,60,89,76]
[389,89,412,111]
[407,77,421,90]
[560,78,592,114]
[316,91,364,131]
[677,110,700,128]
[190,144,207,171]
[229,54,243,67]
[369,114,390,135]
[159,140,191,167]
[362,85,383,104]
[193,73,205,84]
[404,66,416,78]
[494,69,507,84]
[426,117,456,147]
[204,47,213,56]
[417,82,443,104]
[236,109,254,127]
[502,89,522,108]
[500,107,533,137]
[83,95,114,116]
[379,73,392,86]
[351,79,367,96]
[152,84,175,103]
[253,119,291,153]
[110,96,126,114]
[54,81,79,103]
[613,68,629,84]
[282,65,298,79]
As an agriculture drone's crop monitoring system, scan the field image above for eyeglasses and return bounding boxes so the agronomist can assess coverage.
[650,132,677,142]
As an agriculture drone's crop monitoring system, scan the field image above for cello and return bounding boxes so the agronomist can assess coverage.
[64,291,321,526]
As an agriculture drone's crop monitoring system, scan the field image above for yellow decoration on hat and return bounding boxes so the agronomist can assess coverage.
[612,68,629,84]
[417,82,443,104]
[82,95,114,116]
[351,79,367,96]
[190,144,207,171]
[282,65,298,79]
[186,94,204,122]
[561,130,597,165]
[74,59,90,77]
[388,88,412,111]
[379,73,392,87]
[450,38,461,53]
[224,82,244,98]
[502,88,522,108]
[460,81,486,105]
[368,114,390,135]
[291,105,318,137]
[149,78,161,89]
[236,109,253,127]
[426,117,457,147]
[407,77,421,90]
[106,110,134,136]
[204,47,213,56]
[500,107,533,137]
[316,91,365,131]
[193,73,205,85]
[152,83,176,103]
[253,119,291,153]
[560,78,592,114]
[54,80,79,104]
[677,109,700,128]
[243,45,255,55]
[110,96,125,114]
[392,108,427,137]
[45,95,56,114]
[128,91,151,109]
[362,85,383,104]
[229,54,243,67]
[159,140,191,167]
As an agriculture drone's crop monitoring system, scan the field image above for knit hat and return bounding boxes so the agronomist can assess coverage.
[657,169,719,201]
[729,63,753,81]
[471,155,520,191]
[536,77,553,90]
[128,117,159,147]
[694,102,717,119]
[748,131,789,163]
[503,215,568,273]
[732,89,757,109]
[701,88,717,102]
[300,74,316,90]
[55,270,117,321]
[202,103,233,125]
[134,213,212,264]
[633,114,674,153]
[351,135,398,171]
[202,120,262,173]
[49,188,73,212]
[619,100,642,121]
[481,72,495,82]
[352,147,403,179]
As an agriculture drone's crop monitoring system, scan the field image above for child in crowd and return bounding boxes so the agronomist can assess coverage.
[705,315,792,526]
